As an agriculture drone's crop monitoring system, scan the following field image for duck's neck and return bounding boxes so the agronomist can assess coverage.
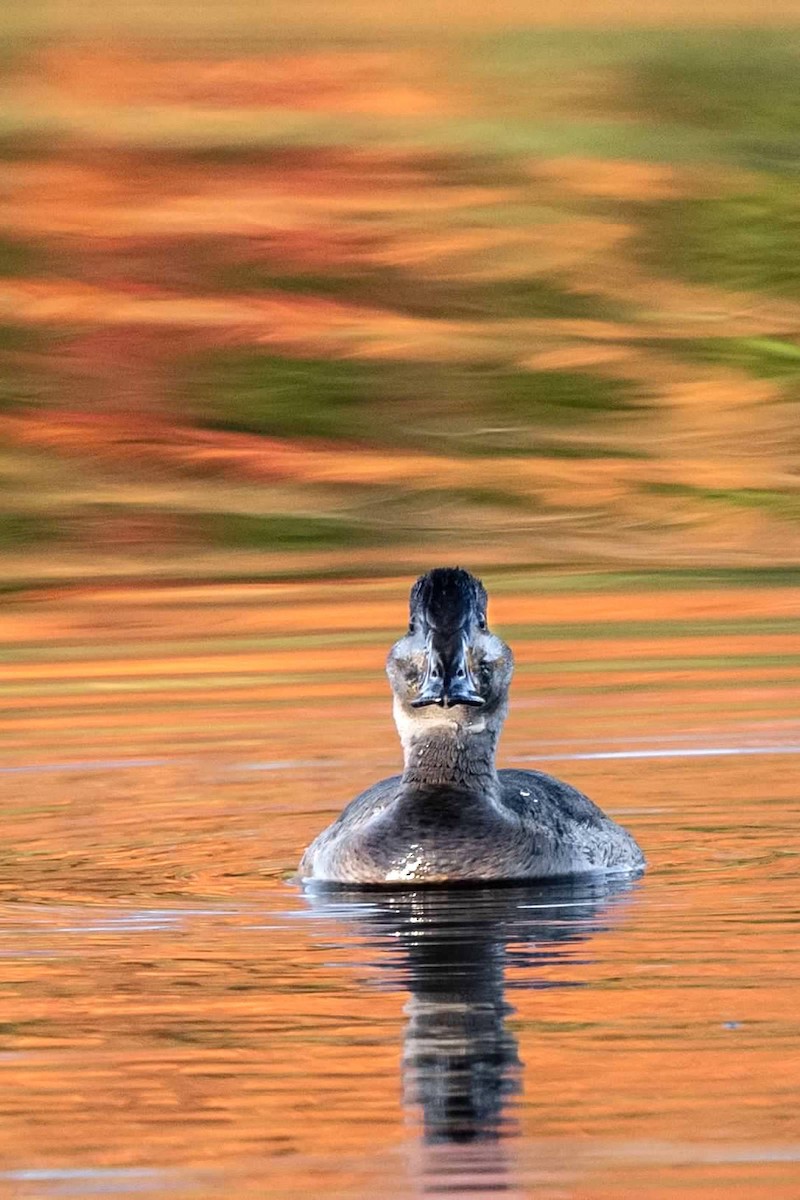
[394,699,502,793]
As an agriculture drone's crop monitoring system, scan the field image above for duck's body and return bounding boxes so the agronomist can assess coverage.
[301,744,644,885]
[300,569,644,886]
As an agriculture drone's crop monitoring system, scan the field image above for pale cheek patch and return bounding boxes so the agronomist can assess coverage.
[393,697,459,749]
[392,698,488,748]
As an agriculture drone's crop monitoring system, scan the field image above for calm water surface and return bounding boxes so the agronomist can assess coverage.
[1,577,799,1198]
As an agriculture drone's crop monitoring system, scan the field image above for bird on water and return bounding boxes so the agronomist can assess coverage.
[300,567,645,885]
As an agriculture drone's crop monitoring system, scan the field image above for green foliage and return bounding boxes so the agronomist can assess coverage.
[0,512,57,548]
[490,367,639,421]
[625,34,800,136]
[645,336,800,383]
[186,350,642,453]
[0,323,53,409]
[187,354,384,442]
[200,511,383,549]
[0,323,41,352]
[637,180,800,297]
[431,487,540,509]
[0,237,41,277]
[485,277,625,320]
[643,483,800,521]
[213,261,623,322]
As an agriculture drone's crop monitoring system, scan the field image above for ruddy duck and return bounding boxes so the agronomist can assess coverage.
[300,567,645,885]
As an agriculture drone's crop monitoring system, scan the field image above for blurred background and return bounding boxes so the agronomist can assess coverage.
[2,0,800,586]
[3,7,800,1197]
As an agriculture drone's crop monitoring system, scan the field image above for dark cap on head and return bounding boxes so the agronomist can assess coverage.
[410,567,487,634]
[409,568,486,708]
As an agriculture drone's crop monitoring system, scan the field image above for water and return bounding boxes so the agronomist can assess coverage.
[1,576,800,1198]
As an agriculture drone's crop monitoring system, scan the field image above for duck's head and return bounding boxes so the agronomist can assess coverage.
[386,567,514,726]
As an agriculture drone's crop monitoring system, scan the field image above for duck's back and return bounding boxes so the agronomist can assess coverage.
[301,767,643,883]
[497,767,644,874]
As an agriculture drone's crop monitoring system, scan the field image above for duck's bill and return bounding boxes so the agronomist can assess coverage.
[412,632,484,708]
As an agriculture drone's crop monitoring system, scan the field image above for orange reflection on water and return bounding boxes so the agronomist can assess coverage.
[0,576,799,1198]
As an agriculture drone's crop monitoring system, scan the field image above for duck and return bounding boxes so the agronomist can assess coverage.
[300,567,645,885]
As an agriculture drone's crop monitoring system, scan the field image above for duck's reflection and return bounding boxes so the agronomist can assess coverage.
[304,876,637,1145]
